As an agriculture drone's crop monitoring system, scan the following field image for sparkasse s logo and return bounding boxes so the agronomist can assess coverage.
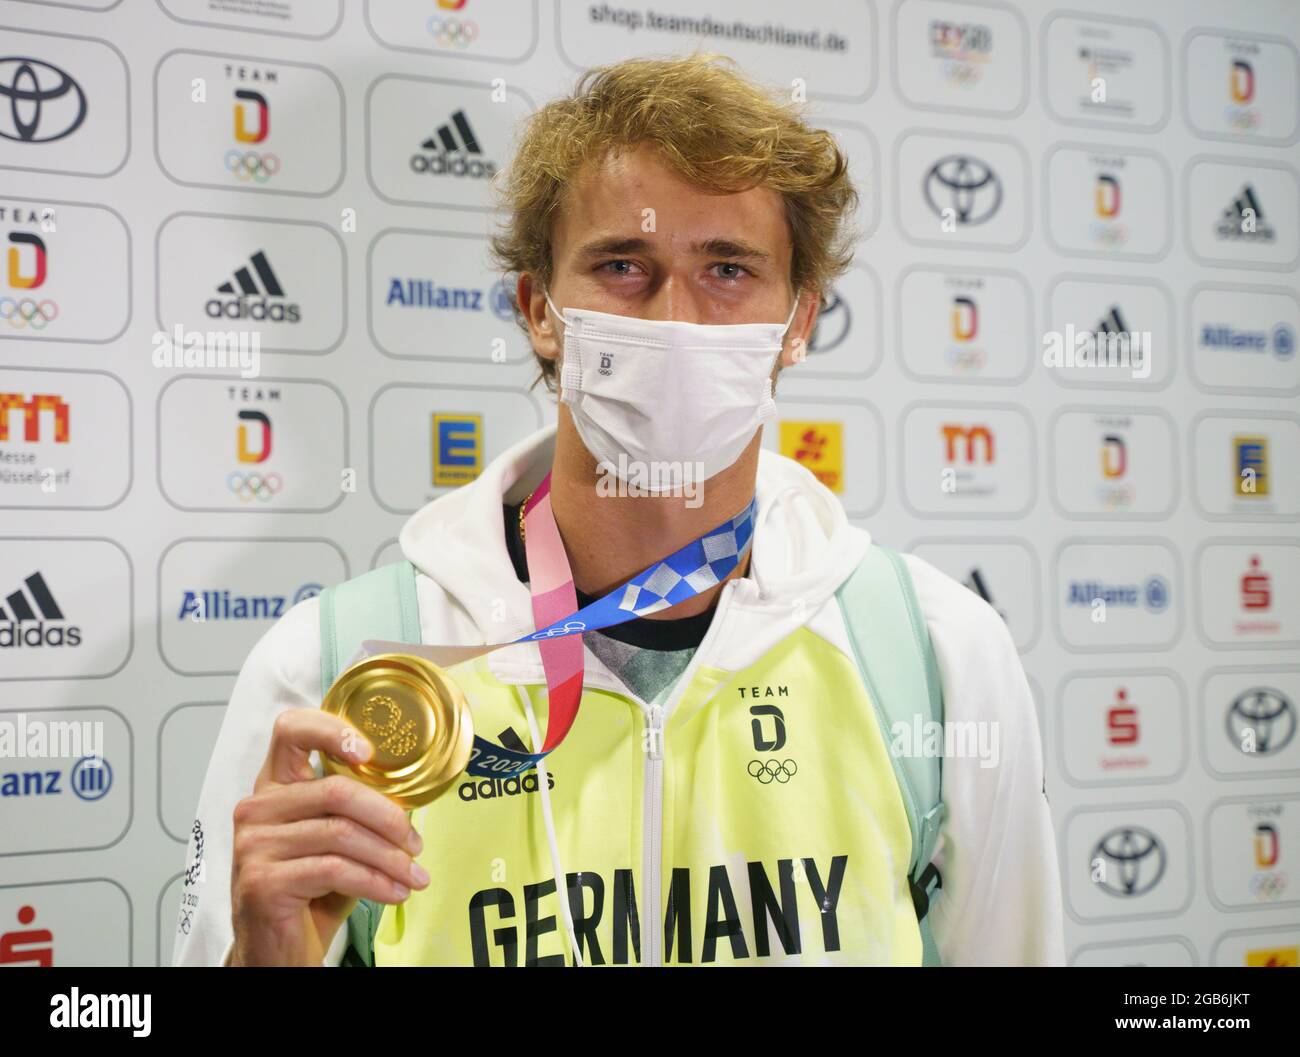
[0,571,80,649]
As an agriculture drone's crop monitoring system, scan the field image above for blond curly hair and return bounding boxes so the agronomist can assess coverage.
[488,52,861,390]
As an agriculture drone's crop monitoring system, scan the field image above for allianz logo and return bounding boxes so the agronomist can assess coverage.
[177,583,321,622]
[0,755,113,800]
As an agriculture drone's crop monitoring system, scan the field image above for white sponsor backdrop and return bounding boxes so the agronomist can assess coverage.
[0,0,1297,967]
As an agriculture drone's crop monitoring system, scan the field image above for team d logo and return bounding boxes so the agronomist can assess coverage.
[0,571,80,649]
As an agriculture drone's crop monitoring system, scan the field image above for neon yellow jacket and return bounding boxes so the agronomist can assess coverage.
[173,426,1065,966]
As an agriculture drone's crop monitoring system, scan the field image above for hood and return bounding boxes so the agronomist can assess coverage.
[398,424,870,675]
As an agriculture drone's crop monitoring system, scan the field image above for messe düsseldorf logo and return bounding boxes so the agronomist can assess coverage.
[0,392,69,443]
[1091,825,1167,897]
[0,58,87,143]
[923,155,1003,227]
[207,251,300,323]
[0,571,79,649]
[1227,687,1296,756]
[409,109,497,179]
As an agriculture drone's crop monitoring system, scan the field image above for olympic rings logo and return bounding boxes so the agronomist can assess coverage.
[224,149,281,182]
[226,470,283,501]
[529,620,586,640]
[426,17,479,47]
[0,296,59,330]
[748,759,798,784]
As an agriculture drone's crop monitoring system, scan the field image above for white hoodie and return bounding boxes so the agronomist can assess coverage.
[172,425,1065,967]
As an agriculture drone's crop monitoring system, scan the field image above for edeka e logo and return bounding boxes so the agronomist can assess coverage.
[409,109,497,179]
[0,571,80,650]
[207,251,300,323]
[0,58,87,143]
[923,155,1003,227]
[432,412,482,488]
[177,583,321,623]
[778,420,843,493]
[1234,435,1269,497]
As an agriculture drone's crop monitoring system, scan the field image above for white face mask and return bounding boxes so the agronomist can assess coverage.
[544,290,799,492]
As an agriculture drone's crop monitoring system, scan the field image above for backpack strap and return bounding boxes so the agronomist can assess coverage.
[835,544,948,967]
[319,560,421,691]
[317,560,422,967]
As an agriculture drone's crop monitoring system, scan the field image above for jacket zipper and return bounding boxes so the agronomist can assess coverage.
[639,576,750,966]
[642,702,665,966]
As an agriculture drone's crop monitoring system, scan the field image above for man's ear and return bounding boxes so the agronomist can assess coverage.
[518,273,561,363]
[780,289,819,368]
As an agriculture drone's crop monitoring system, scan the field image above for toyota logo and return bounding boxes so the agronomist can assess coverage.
[923,155,1002,226]
[1091,826,1166,897]
[0,57,87,143]
[1227,687,1296,756]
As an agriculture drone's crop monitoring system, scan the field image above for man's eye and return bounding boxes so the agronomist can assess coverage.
[713,262,748,280]
[600,260,637,276]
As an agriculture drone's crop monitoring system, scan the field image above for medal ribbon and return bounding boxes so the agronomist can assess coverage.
[462,472,757,778]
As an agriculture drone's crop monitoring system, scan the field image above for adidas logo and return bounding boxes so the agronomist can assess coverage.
[205,250,301,323]
[410,109,497,180]
[456,727,556,802]
[1095,305,1129,337]
[1216,184,1276,241]
[0,571,81,649]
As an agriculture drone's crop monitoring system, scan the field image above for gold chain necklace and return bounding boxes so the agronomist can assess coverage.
[518,488,535,544]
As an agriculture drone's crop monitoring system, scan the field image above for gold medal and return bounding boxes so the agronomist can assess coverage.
[320,653,474,808]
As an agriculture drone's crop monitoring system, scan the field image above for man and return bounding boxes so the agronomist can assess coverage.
[174,54,1063,967]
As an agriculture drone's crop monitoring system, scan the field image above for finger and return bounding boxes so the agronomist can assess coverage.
[242,816,429,892]
[270,854,415,907]
[237,775,421,856]
[258,708,374,788]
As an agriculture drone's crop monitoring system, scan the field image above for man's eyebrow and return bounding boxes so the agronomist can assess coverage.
[574,235,773,262]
